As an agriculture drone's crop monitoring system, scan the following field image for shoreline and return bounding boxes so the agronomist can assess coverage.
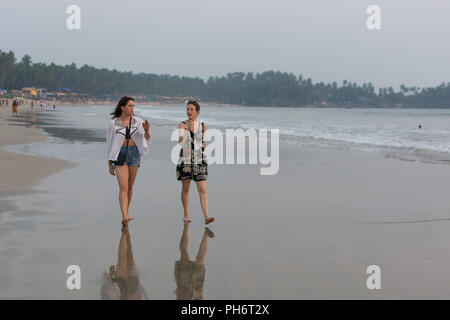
[0,96,237,108]
[0,107,76,211]
[3,104,448,169]
[3,95,449,110]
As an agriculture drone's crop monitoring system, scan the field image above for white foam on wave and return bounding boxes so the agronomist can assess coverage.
[134,106,450,161]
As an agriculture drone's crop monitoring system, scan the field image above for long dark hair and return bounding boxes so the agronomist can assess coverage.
[111,96,134,119]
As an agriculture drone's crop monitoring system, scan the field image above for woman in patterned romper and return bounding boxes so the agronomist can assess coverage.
[176,101,215,224]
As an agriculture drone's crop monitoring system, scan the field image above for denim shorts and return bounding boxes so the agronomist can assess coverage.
[113,146,141,168]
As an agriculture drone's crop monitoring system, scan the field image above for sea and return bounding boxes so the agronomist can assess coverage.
[137,105,450,163]
[5,105,450,164]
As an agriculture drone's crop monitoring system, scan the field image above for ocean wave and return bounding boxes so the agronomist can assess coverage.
[134,106,450,163]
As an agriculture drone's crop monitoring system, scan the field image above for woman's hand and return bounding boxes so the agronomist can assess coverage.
[108,161,115,176]
[143,120,150,132]
[179,121,186,145]
[143,120,151,141]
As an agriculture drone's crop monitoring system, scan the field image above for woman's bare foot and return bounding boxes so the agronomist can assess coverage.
[205,227,214,238]
[205,217,215,225]
[183,215,192,223]
[121,219,128,227]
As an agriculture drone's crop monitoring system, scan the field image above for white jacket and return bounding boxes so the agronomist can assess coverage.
[106,116,150,161]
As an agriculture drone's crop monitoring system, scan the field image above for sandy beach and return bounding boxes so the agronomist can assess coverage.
[1,105,450,299]
[0,107,75,212]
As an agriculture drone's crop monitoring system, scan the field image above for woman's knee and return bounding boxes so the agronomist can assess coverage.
[119,184,129,193]
[197,183,207,194]
[182,186,190,194]
[181,180,190,192]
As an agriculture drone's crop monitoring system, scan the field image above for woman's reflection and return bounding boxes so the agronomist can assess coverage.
[174,223,214,300]
[101,225,148,299]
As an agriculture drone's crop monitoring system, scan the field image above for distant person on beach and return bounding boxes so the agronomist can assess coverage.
[107,96,151,226]
[176,100,214,224]
[11,100,18,117]
[174,223,214,300]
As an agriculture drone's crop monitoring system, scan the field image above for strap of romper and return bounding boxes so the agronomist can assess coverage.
[201,122,205,161]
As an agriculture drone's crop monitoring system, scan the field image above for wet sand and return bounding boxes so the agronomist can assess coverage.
[0,107,75,210]
[1,106,450,299]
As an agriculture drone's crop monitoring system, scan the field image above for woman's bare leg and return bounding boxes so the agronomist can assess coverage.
[196,181,210,221]
[125,227,136,268]
[116,227,128,278]
[179,223,190,263]
[115,165,130,222]
[127,166,139,220]
[195,228,213,266]
[181,179,191,221]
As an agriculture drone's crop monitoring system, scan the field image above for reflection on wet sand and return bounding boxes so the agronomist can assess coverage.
[174,223,215,300]
[5,109,59,129]
[5,109,104,143]
[101,226,148,300]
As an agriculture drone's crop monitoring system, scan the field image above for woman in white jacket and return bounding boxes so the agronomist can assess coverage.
[107,96,151,226]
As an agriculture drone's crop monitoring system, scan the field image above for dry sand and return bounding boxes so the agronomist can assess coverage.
[0,107,75,201]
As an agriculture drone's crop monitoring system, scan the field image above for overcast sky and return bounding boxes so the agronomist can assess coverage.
[1,0,449,89]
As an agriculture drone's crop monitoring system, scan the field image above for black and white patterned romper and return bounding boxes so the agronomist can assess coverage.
[176,121,208,181]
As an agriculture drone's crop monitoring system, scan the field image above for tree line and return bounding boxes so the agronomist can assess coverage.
[1,50,449,107]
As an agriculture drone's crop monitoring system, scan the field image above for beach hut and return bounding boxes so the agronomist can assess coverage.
[22,87,36,96]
